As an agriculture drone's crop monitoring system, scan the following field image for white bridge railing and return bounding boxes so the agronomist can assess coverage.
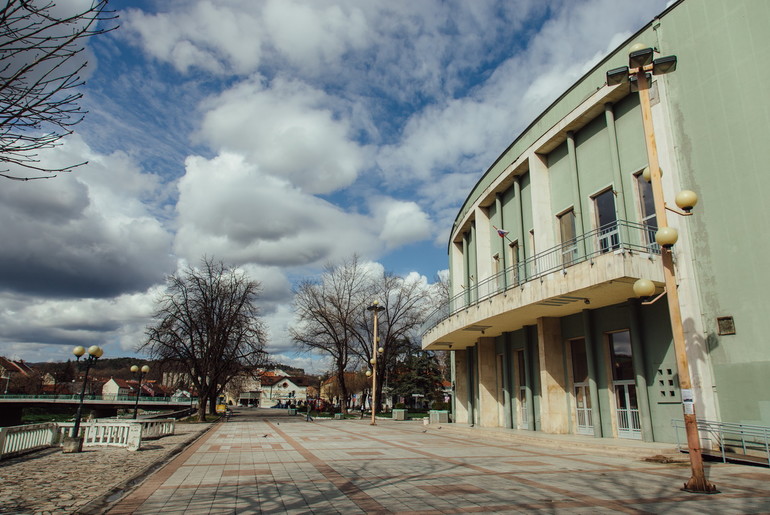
[0,419,175,460]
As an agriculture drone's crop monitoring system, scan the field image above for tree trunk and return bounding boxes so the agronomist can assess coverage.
[336,367,348,414]
[198,396,208,422]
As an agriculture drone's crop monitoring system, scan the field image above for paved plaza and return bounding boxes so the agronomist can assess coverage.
[105,408,770,514]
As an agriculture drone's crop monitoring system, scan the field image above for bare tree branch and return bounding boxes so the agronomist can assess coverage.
[140,257,268,421]
[0,0,117,180]
[291,255,432,413]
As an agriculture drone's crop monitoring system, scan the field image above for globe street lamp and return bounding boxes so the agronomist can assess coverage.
[63,344,103,453]
[608,44,716,494]
[130,364,150,419]
[366,300,385,425]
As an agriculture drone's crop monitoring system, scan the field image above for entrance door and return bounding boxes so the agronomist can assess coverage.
[614,380,641,439]
[594,189,619,252]
[570,339,593,435]
[609,331,641,439]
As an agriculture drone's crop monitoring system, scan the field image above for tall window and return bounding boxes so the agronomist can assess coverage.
[594,189,618,252]
[609,331,634,382]
[558,209,577,265]
[508,241,520,286]
[529,229,537,276]
[636,172,657,248]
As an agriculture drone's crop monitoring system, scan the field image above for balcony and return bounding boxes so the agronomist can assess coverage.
[422,220,664,350]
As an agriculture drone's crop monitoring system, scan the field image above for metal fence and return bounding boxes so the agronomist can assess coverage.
[672,418,770,467]
[0,394,197,403]
[422,220,659,336]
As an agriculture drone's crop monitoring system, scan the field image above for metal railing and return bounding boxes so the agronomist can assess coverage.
[0,394,197,403]
[422,220,658,336]
[672,418,770,467]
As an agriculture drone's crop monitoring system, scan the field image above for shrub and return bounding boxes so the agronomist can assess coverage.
[431,401,449,411]
[394,402,406,410]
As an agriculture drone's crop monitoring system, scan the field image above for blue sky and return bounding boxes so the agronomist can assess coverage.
[0,0,669,372]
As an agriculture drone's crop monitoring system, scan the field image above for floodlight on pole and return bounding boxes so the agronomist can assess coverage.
[366,300,386,425]
[609,42,717,494]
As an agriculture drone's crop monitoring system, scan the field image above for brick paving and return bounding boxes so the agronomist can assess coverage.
[3,409,770,514]
[0,422,211,514]
[104,409,769,514]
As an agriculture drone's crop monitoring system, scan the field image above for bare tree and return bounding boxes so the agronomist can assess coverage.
[354,273,431,412]
[141,258,268,421]
[0,0,117,180]
[291,256,370,414]
[292,255,431,414]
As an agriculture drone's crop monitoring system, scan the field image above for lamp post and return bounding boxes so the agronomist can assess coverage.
[130,364,150,419]
[607,44,716,494]
[366,300,385,425]
[64,345,103,453]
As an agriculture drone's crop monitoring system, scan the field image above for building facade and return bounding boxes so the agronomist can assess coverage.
[422,0,770,444]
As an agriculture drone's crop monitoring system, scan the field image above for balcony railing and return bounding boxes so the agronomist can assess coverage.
[422,220,658,337]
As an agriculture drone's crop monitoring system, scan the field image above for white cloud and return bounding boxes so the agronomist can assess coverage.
[174,153,382,267]
[0,137,175,298]
[197,77,368,194]
[122,1,264,75]
[372,198,432,249]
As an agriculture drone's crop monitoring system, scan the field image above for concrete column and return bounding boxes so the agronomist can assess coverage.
[475,206,492,283]
[514,176,526,283]
[537,317,569,434]
[495,193,508,289]
[453,350,469,424]
[462,233,470,307]
[477,337,498,427]
[582,309,603,437]
[528,154,555,250]
[605,103,628,221]
[628,299,655,442]
[450,242,464,299]
[566,131,587,258]
[566,131,586,237]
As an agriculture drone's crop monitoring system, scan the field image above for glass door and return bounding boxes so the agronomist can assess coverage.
[609,331,641,439]
[570,338,593,435]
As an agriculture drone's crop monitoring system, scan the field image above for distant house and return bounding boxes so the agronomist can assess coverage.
[102,378,134,399]
[0,357,35,394]
[320,372,367,407]
[261,374,313,405]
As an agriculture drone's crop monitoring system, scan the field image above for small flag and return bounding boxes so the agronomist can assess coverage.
[496,228,509,238]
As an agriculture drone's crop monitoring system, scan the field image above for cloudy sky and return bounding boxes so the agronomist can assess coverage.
[0,0,670,372]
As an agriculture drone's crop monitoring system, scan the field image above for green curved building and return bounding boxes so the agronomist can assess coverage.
[422,0,770,444]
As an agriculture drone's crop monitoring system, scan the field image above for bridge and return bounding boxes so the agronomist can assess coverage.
[0,395,198,426]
